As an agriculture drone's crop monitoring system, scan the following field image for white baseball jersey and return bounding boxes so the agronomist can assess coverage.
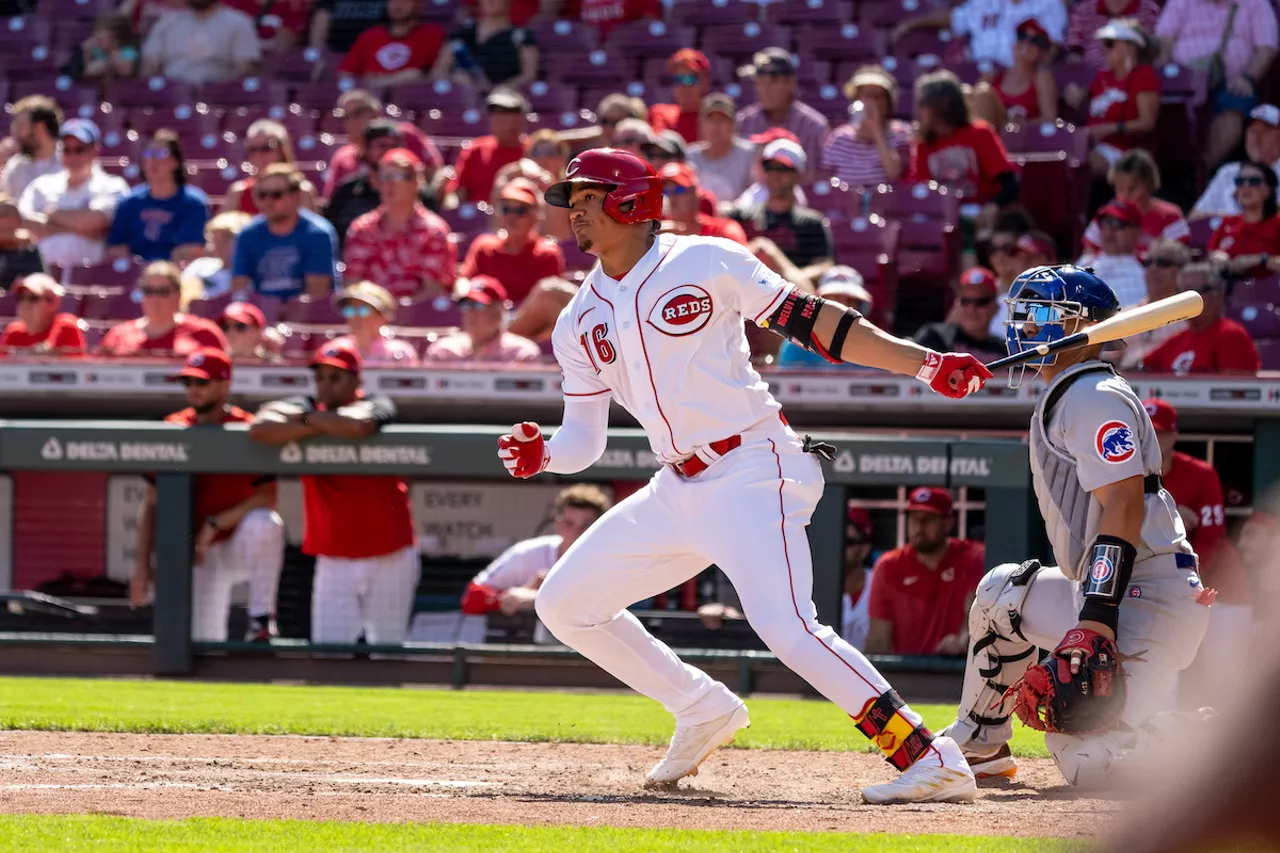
[552,233,791,464]
[473,535,561,591]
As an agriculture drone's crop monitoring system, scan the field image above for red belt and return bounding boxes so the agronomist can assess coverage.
[672,435,742,478]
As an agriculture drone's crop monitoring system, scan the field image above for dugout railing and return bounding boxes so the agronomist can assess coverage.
[0,420,1046,683]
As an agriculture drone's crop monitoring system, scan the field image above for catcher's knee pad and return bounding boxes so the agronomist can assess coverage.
[853,689,935,771]
[1046,730,1133,788]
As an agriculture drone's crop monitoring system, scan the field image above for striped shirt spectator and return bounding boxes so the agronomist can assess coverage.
[1066,0,1162,69]
[821,65,912,187]
[821,123,914,188]
[1156,0,1279,82]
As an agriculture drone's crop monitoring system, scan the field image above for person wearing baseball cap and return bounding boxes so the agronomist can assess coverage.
[913,266,1006,362]
[686,93,756,204]
[658,161,748,245]
[424,275,540,364]
[1077,198,1148,309]
[727,136,832,275]
[329,280,420,366]
[459,178,564,305]
[133,346,286,643]
[445,85,529,205]
[648,48,710,144]
[864,487,986,658]
[969,19,1055,128]
[735,46,829,175]
[1081,150,1189,260]
[217,301,271,360]
[250,337,418,647]
[0,273,86,354]
[19,116,129,270]
[1193,103,1280,218]
[1144,397,1254,704]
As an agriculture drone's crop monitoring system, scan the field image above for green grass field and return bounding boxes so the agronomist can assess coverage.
[0,677,1056,852]
[0,676,1048,757]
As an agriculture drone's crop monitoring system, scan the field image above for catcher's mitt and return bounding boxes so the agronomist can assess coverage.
[1006,628,1129,735]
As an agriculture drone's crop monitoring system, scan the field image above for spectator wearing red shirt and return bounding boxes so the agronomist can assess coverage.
[866,487,986,657]
[1143,261,1260,374]
[1078,19,1160,175]
[1145,398,1253,704]
[1082,149,1190,256]
[343,148,456,300]
[446,87,529,206]
[557,0,661,39]
[0,274,85,355]
[1209,159,1280,277]
[911,70,1019,210]
[459,179,564,305]
[322,89,443,199]
[132,347,284,641]
[99,261,228,356]
[647,48,710,145]
[972,19,1059,126]
[249,341,420,646]
[220,0,309,48]
[338,0,445,89]
[658,162,747,245]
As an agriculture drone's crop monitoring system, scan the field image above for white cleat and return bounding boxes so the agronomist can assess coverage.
[966,743,1017,780]
[644,702,750,788]
[861,736,978,805]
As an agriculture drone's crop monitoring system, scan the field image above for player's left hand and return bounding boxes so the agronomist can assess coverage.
[917,351,993,399]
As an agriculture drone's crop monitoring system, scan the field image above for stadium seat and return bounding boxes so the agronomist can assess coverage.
[66,258,144,290]
[699,22,795,62]
[1229,276,1280,308]
[793,58,833,92]
[1158,63,1209,106]
[805,178,855,219]
[279,329,319,358]
[263,47,330,83]
[670,0,758,27]
[39,0,113,21]
[1002,120,1090,159]
[578,82,669,114]
[521,80,577,115]
[189,163,242,197]
[867,181,961,225]
[394,294,463,328]
[293,132,340,163]
[893,29,959,62]
[223,104,317,139]
[104,77,195,108]
[186,293,234,321]
[924,58,991,86]
[198,79,289,110]
[128,104,220,138]
[246,293,284,326]
[9,77,96,109]
[1254,337,1280,370]
[1189,217,1220,253]
[830,215,900,327]
[860,0,950,27]
[541,48,631,87]
[604,20,698,60]
[1053,63,1097,124]
[418,108,487,140]
[529,17,600,54]
[525,109,595,133]
[766,0,854,25]
[290,81,350,110]
[279,295,344,327]
[1227,303,1280,338]
[79,290,143,321]
[419,0,458,23]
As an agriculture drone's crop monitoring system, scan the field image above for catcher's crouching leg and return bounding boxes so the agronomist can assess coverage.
[943,561,1043,762]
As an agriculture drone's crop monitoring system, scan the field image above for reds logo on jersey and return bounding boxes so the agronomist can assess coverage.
[1095,420,1136,464]
[647,284,714,336]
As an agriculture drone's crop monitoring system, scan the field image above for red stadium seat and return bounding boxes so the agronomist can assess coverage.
[1189,217,1220,253]
[386,79,478,112]
[128,104,220,138]
[394,295,463,328]
[1227,303,1280,338]
[66,258,144,289]
[1001,120,1090,159]
[186,293,235,321]
[1229,276,1280,308]
[860,0,950,27]
[79,291,143,321]
[893,29,960,63]
[1053,63,1097,124]
[419,0,458,24]
[1158,63,1209,106]
[529,17,600,54]
[292,132,341,162]
[670,0,758,27]
[39,0,114,21]
[1254,337,1280,370]
[290,81,349,110]
[805,178,855,219]
[542,48,632,87]
[104,77,196,107]
[279,329,319,358]
[263,47,330,83]
[605,20,698,59]
[699,22,795,62]
[767,0,854,25]
[198,78,289,110]
[867,182,961,225]
[521,80,577,115]
[830,215,900,327]
[279,295,344,326]
[418,108,487,140]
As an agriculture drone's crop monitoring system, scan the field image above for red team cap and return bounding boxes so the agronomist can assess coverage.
[668,48,710,75]
[659,161,699,189]
[1016,18,1052,44]
[847,506,873,539]
[221,301,266,329]
[311,339,363,375]
[1098,199,1143,228]
[457,275,509,306]
[907,486,954,517]
[499,179,540,206]
[749,127,800,146]
[1143,398,1178,432]
[959,266,998,297]
[175,347,232,382]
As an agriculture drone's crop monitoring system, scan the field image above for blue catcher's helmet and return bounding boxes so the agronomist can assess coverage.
[1004,265,1120,387]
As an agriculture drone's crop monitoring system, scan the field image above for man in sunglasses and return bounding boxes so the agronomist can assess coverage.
[16,118,128,273]
[913,266,1006,362]
[459,179,563,305]
[729,138,833,278]
[647,48,710,145]
[231,163,339,302]
[132,347,285,642]
[445,87,529,207]
[657,162,746,244]
[735,48,828,174]
[1118,239,1191,369]
[425,275,539,363]
[343,148,454,301]
[1142,261,1260,375]
[323,90,442,201]
[1193,103,1280,219]
[1075,199,1147,308]
[250,341,420,646]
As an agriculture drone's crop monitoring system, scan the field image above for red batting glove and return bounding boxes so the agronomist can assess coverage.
[497,421,549,479]
[916,350,994,399]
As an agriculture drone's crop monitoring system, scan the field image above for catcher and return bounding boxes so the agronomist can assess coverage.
[942,265,1214,788]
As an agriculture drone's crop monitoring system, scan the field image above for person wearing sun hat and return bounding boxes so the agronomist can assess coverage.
[424,275,540,363]
[821,64,914,187]
[1076,17,1160,175]
[327,279,419,366]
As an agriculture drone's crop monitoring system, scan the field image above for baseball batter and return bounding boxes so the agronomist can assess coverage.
[943,265,1214,787]
[496,148,993,804]
[131,347,285,642]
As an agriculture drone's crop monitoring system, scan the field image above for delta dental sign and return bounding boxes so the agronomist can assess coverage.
[40,437,190,463]
[277,441,430,466]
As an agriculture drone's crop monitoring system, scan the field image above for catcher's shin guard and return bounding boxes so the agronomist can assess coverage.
[854,689,935,770]
[947,561,1042,753]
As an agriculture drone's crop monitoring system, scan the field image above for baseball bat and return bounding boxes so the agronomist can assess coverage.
[985,291,1204,371]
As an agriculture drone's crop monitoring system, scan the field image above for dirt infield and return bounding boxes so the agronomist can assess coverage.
[0,731,1114,838]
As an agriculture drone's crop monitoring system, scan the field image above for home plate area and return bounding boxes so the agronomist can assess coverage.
[0,731,1118,838]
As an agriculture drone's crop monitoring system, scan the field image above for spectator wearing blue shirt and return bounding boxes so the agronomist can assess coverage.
[106,129,208,263]
[231,163,338,301]
[775,266,877,370]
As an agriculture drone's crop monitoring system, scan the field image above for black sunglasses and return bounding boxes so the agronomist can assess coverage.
[255,188,291,200]
[1017,31,1050,49]
[500,203,531,216]
[1101,39,1116,49]
[140,286,176,297]
[958,296,995,307]
[1235,175,1266,187]
[181,377,210,388]
[762,160,796,173]
[221,321,253,332]
[1143,257,1181,268]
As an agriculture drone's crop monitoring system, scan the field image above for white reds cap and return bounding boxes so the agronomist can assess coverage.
[818,266,873,307]
[761,138,807,172]
[1094,19,1146,46]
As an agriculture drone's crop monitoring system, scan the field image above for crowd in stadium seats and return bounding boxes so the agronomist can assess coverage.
[0,0,1276,372]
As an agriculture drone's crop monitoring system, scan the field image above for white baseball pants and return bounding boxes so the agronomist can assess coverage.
[535,421,937,759]
[312,545,421,645]
[191,507,285,642]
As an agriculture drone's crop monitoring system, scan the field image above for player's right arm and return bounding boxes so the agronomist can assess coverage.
[498,309,612,478]
[248,396,322,445]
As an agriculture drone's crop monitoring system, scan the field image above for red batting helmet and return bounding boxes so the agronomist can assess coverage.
[544,148,663,225]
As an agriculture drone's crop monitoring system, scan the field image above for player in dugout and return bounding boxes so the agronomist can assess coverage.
[248,340,420,646]
[130,347,285,642]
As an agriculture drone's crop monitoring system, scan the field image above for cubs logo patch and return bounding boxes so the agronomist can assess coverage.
[1091,553,1114,583]
[647,284,714,336]
[1129,587,1141,598]
[1095,420,1136,464]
